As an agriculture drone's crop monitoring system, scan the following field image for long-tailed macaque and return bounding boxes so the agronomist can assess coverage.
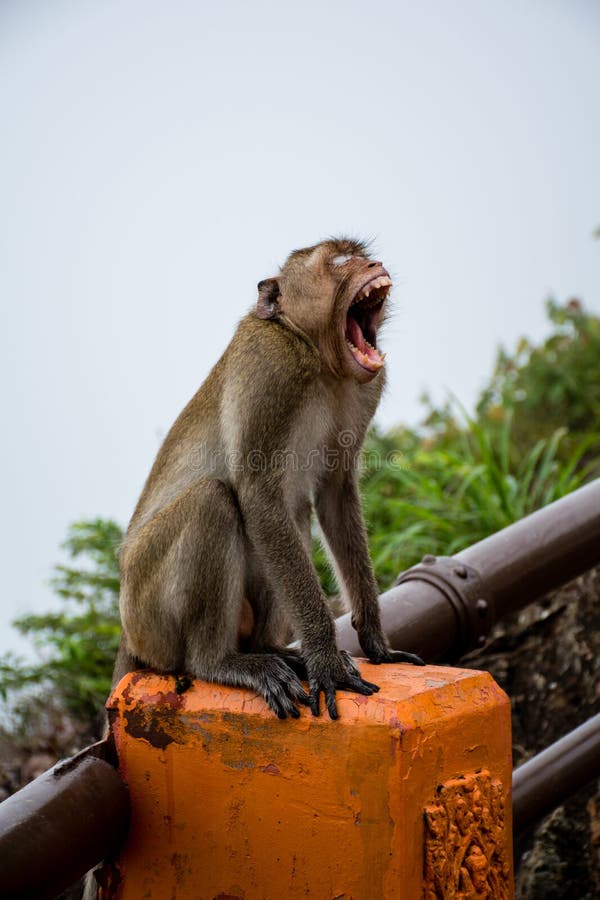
[115,237,423,719]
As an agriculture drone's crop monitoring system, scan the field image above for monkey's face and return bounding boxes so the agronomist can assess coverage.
[290,242,391,384]
[256,239,391,384]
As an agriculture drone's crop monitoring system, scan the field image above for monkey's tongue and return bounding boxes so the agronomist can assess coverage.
[346,317,385,372]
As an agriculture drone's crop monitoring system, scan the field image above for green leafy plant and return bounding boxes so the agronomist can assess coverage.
[478,299,600,459]
[340,411,592,591]
[0,519,122,722]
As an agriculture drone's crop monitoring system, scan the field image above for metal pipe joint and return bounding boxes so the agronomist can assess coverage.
[395,555,493,657]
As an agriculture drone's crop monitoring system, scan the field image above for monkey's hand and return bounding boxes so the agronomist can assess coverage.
[355,622,425,668]
[305,649,380,720]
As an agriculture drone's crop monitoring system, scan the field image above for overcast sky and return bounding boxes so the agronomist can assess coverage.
[1,0,599,655]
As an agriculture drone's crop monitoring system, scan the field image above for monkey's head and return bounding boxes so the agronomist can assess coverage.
[256,238,391,384]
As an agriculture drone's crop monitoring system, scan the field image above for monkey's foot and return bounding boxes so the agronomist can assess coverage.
[260,646,308,680]
[212,653,310,720]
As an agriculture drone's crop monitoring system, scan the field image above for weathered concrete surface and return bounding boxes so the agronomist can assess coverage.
[103,663,513,899]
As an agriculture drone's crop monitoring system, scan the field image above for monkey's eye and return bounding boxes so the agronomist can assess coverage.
[331,254,353,267]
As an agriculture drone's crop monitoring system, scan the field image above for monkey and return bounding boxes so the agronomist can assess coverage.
[115,237,423,720]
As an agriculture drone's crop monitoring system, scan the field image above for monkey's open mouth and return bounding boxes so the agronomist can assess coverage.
[345,275,391,372]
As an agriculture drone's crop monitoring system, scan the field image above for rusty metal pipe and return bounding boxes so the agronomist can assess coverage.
[336,479,600,660]
[0,742,129,899]
[512,712,600,835]
[457,480,600,619]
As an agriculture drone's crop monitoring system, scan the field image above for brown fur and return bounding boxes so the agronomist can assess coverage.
[116,238,422,719]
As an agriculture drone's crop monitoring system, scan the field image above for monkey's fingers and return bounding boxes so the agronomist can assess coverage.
[325,687,338,721]
[338,651,380,693]
[308,686,322,718]
[387,650,426,666]
[338,649,361,678]
[292,691,312,707]
[284,676,311,706]
[338,675,380,696]
[262,673,305,719]
[314,676,382,719]
[307,682,338,719]
[265,687,301,720]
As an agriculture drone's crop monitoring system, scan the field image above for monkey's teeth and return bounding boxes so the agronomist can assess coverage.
[345,338,385,371]
[353,275,392,305]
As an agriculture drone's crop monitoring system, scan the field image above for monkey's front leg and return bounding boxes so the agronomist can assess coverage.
[240,482,379,719]
[315,473,424,668]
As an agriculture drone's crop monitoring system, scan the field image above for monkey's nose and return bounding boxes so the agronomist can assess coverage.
[368,261,380,268]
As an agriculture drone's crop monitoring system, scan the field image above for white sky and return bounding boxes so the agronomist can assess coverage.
[1,0,599,655]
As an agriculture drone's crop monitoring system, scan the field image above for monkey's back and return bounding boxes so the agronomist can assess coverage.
[124,316,317,534]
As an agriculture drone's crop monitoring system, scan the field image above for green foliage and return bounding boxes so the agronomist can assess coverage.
[0,519,122,722]
[357,414,594,589]
[478,299,600,457]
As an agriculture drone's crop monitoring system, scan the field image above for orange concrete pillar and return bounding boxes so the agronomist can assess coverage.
[99,663,513,899]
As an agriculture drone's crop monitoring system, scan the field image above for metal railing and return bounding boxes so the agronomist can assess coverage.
[337,478,600,661]
[0,741,128,899]
[1,479,599,898]
[512,711,600,835]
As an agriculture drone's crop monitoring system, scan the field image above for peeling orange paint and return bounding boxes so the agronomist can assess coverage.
[102,663,513,899]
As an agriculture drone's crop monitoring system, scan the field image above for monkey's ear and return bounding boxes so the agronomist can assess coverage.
[255,278,282,320]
